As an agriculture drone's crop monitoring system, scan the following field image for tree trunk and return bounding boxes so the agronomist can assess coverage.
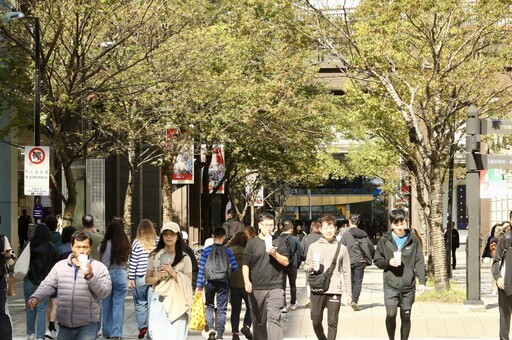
[61,162,77,228]
[123,167,134,240]
[161,162,174,224]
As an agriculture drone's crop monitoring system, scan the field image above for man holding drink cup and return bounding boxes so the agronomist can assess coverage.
[374,209,426,340]
[242,213,290,340]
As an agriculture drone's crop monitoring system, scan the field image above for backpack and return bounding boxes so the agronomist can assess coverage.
[204,244,230,282]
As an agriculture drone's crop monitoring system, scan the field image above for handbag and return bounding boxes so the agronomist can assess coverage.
[308,242,342,294]
[13,242,30,280]
[189,291,206,331]
[7,272,16,296]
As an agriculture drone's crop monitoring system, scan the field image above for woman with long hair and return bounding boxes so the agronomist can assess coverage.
[99,220,131,339]
[146,222,193,340]
[23,223,57,340]
[227,232,253,340]
[129,219,158,339]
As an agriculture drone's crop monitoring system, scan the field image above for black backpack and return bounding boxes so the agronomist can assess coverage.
[205,244,230,282]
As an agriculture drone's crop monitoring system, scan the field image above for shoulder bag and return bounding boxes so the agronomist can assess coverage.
[13,242,30,280]
[307,241,342,294]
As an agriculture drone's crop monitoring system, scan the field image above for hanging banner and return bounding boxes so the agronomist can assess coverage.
[167,128,194,184]
[201,144,225,194]
[24,146,50,196]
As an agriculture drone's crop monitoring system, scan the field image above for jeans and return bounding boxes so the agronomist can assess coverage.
[0,275,12,340]
[230,287,251,333]
[102,268,128,338]
[133,275,150,330]
[248,289,284,340]
[351,262,366,303]
[282,266,297,305]
[205,281,229,336]
[23,278,48,338]
[57,323,97,340]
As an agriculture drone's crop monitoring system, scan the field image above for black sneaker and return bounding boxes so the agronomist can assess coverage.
[208,331,217,340]
[232,334,240,340]
[240,326,253,340]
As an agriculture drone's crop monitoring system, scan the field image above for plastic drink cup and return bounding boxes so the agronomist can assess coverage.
[77,254,89,274]
[394,251,402,263]
[265,235,273,251]
[313,253,321,271]
[160,253,171,266]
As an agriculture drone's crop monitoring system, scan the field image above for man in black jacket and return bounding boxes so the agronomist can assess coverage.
[374,209,426,340]
[340,213,375,311]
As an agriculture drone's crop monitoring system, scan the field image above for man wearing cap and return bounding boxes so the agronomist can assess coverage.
[278,220,302,312]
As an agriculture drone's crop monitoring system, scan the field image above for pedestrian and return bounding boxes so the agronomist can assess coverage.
[279,220,302,312]
[27,231,112,340]
[82,214,103,261]
[44,215,62,339]
[23,223,57,340]
[492,211,512,340]
[227,232,253,340]
[181,230,199,289]
[98,220,131,340]
[145,221,193,340]
[482,223,500,261]
[18,208,32,249]
[294,222,307,242]
[374,208,426,340]
[304,214,352,340]
[444,221,460,269]
[57,226,77,261]
[242,212,290,340]
[300,220,322,308]
[244,226,256,240]
[340,213,375,311]
[0,231,15,340]
[197,226,238,340]
[222,209,245,242]
[129,219,158,339]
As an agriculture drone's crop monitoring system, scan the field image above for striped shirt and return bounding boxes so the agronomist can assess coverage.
[197,243,238,288]
[128,238,157,280]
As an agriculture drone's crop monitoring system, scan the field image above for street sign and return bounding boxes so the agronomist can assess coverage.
[32,204,44,219]
[481,154,512,170]
[24,146,50,196]
[480,119,512,135]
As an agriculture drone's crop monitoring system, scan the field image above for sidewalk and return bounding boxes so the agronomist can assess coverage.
[8,246,500,339]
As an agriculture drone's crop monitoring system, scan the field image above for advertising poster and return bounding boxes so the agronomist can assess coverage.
[201,144,225,194]
[167,128,194,184]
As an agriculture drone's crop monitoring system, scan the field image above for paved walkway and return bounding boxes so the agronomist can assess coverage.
[8,246,501,339]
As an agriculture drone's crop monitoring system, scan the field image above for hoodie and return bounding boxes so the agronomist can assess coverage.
[340,227,375,265]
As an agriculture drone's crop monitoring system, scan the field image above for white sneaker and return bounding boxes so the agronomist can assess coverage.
[27,334,35,340]
[281,306,288,313]
[45,329,58,339]
[290,303,298,310]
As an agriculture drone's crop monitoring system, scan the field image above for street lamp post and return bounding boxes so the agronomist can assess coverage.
[3,11,42,220]
[2,12,41,147]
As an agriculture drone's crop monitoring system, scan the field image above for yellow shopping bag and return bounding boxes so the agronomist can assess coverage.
[189,291,206,331]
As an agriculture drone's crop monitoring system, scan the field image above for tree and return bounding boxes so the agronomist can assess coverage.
[1,0,201,228]
[302,0,512,289]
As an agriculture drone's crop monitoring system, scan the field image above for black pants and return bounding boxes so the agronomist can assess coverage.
[310,294,341,340]
[282,266,297,305]
[0,275,12,340]
[451,248,457,269]
[230,287,251,333]
[351,262,366,303]
[499,288,512,340]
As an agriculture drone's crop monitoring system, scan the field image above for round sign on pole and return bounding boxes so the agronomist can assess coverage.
[28,147,46,164]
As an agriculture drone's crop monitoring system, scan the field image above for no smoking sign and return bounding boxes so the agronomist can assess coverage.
[28,147,46,164]
[24,146,50,196]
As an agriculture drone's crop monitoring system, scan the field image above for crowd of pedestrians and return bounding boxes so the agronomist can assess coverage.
[2,207,475,340]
